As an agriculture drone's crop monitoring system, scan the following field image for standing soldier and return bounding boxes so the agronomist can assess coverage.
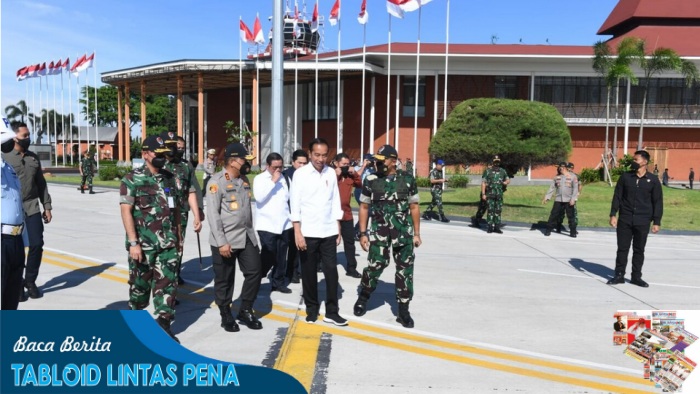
[481,155,510,234]
[79,150,96,194]
[119,135,181,342]
[160,132,202,286]
[404,158,413,176]
[202,148,217,196]
[207,143,264,332]
[557,162,582,234]
[543,162,579,237]
[422,159,449,223]
[353,145,422,328]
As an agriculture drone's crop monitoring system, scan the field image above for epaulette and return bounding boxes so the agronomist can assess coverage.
[366,174,378,181]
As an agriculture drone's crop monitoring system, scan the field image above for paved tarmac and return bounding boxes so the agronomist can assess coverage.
[18,182,700,393]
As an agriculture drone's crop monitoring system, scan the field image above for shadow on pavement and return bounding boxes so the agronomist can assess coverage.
[363,280,399,316]
[568,258,615,281]
[42,262,116,294]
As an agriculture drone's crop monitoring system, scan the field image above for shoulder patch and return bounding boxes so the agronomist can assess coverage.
[367,174,378,181]
[209,184,218,194]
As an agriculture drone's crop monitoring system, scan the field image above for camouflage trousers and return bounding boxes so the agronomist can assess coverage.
[486,195,504,226]
[176,211,189,277]
[558,203,578,227]
[360,236,415,303]
[425,188,444,215]
[128,246,179,321]
[80,173,93,188]
[474,192,488,219]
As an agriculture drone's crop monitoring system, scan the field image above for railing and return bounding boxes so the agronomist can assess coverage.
[550,103,700,124]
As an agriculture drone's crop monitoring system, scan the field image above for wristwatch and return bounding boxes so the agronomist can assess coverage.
[129,240,140,247]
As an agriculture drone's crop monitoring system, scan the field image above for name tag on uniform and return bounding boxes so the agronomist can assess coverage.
[168,196,175,208]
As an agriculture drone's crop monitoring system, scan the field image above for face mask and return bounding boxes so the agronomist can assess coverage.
[240,161,251,176]
[1,139,15,153]
[375,161,387,176]
[340,166,350,176]
[175,149,185,159]
[493,161,500,168]
[630,162,641,172]
[17,138,30,151]
[152,155,167,169]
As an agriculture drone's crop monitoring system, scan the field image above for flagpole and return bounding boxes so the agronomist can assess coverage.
[32,76,36,141]
[76,69,81,161]
[39,73,43,143]
[412,6,422,177]
[68,66,73,165]
[360,19,366,156]
[386,14,391,144]
[53,68,58,166]
[314,0,319,138]
[293,13,299,152]
[239,17,244,137]
[60,66,66,166]
[336,1,342,153]
[443,0,450,123]
[94,51,99,169]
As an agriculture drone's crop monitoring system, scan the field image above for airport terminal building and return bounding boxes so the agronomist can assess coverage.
[102,0,700,178]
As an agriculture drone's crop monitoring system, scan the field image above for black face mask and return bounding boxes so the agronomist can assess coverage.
[175,149,185,159]
[1,138,15,153]
[340,166,350,176]
[240,161,251,176]
[17,138,30,151]
[630,162,641,172]
[375,161,387,176]
[152,155,167,169]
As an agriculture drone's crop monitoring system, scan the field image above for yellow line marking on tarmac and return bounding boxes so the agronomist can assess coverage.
[43,249,129,275]
[41,251,653,392]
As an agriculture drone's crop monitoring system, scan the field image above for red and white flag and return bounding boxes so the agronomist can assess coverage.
[74,53,94,74]
[49,59,62,75]
[239,19,254,43]
[293,1,302,38]
[253,15,265,44]
[62,58,70,72]
[70,54,87,75]
[26,64,40,78]
[37,62,47,77]
[358,0,368,24]
[329,0,340,26]
[310,2,319,32]
[387,0,432,18]
[16,66,28,81]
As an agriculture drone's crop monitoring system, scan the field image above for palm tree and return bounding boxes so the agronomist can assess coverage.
[634,40,700,150]
[609,37,640,159]
[592,41,614,175]
[4,99,35,129]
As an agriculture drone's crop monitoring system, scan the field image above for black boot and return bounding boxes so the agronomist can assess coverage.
[396,302,414,328]
[89,186,95,194]
[81,185,85,194]
[354,292,370,317]
[493,225,503,234]
[237,308,263,330]
[421,212,432,221]
[156,316,180,343]
[487,225,493,234]
[439,214,450,223]
[470,216,479,227]
[570,227,577,238]
[219,304,240,332]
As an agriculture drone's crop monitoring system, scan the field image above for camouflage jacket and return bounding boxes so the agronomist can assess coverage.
[429,168,443,191]
[165,159,196,211]
[80,157,95,173]
[120,166,179,250]
[359,170,420,240]
[482,166,509,197]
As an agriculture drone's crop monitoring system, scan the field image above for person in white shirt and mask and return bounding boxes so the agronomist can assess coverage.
[254,152,293,294]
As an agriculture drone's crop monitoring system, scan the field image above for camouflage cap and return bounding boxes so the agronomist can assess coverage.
[142,135,170,153]
[374,145,398,160]
[225,143,255,160]
[159,131,178,145]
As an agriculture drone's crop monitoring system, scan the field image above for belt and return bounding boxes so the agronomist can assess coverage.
[1,223,24,236]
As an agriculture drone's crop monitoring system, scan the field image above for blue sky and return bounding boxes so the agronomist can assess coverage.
[1,0,619,120]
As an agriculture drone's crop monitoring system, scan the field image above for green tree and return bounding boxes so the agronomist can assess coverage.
[4,100,37,133]
[429,98,571,175]
[224,120,257,154]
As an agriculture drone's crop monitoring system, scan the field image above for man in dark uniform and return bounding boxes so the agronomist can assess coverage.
[481,156,510,234]
[119,135,181,342]
[422,159,449,223]
[608,150,663,288]
[79,150,96,194]
[207,143,263,332]
[471,168,489,228]
[283,149,308,284]
[354,145,422,328]
[690,168,695,190]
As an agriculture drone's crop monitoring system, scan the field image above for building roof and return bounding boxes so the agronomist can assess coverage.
[58,126,118,143]
[598,0,700,36]
[605,26,700,57]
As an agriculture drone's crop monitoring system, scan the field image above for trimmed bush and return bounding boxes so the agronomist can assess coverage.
[578,168,601,185]
[416,177,431,188]
[99,164,132,181]
[447,175,470,188]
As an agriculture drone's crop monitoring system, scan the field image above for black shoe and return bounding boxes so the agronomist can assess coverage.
[421,212,432,221]
[493,226,503,234]
[470,217,480,227]
[397,303,414,328]
[487,226,493,234]
[607,275,625,285]
[345,270,362,278]
[570,231,577,238]
[89,190,96,194]
[544,230,551,236]
[290,274,301,284]
[354,298,368,316]
[25,282,43,299]
[272,286,293,294]
[305,310,318,324]
[323,313,348,326]
[177,276,185,286]
[556,225,563,233]
[219,305,240,332]
[630,278,649,288]
[19,290,28,302]
[237,309,263,330]
[439,214,450,223]
[81,188,85,194]
[156,317,180,343]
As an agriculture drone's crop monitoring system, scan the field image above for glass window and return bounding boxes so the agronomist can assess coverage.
[302,80,337,120]
[495,76,518,99]
[403,76,426,117]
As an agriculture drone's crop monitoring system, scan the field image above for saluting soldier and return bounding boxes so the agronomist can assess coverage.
[543,162,579,237]
[207,143,263,332]
[79,150,96,194]
[160,132,202,286]
[481,155,510,234]
[354,145,422,328]
[422,159,449,223]
[119,135,181,342]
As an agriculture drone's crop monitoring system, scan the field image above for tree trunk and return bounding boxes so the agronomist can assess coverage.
[613,79,620,160]
[638,81,649,151]
[604,86,611,181]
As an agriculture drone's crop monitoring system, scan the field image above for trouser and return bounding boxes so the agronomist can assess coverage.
[486,195,503,226]
[202,176,210,196]
[340,219,358,273]
[474,193,488,219]
[258,230,289,289]
[360,235,415,303]
[211,236,262,310]
[557,202,579,227]
[425,188,444,215]
[128,245,179,321]
[23,213,44,285]
[300,236,339,315]
[176,211,189,277]
[285,229,301,280]
[548,202,576,231]
[2,234,25,310]
[614,220,650,280]
[80,173,93,188]
[691,179,694,190]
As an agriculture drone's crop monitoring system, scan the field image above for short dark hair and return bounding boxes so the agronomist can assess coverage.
[12,122,28,132]
[292,149,308,161]
[308,138,329,152]
[634,150,650,162]
[334,153,349,162]
[266,152,283,165]
[176,136,186,143]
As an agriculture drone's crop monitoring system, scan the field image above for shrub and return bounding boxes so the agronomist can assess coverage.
[578,168,601,185]
[447,175,470,188]
[416,177,431,188]
[99,164,132,181]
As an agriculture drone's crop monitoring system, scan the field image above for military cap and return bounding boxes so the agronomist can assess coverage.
[207,148,216,155]
[224,142,255,160]
[567,162,575,169]
[142,135,170,153]
[558,161,568,167]
[436,159,445,165]
[159,131,178,145]
[492,155,501,163]
[374,144,398,160]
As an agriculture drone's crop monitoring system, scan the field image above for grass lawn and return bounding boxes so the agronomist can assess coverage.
[48,174,699,231]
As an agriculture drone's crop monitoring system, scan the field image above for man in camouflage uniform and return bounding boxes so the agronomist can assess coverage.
[422,159,450,223]
[354,145,422,328]
[470,168,489,228]
[119,135,181,342]
[481,155,510,234]
[160,132,202,286]
[404,158,413,176]
[79,150,96,194]
[543,162,579,238]
[557,162,581,234]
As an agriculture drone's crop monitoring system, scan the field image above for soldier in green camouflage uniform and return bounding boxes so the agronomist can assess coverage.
[481,155,510,234]
[79,151,96,194]
[471,169,489,227]
[557,162,581,234]
[422,159,450,223]
[160,132,202,286]
[119,135,181,342]
[354,145,421,328]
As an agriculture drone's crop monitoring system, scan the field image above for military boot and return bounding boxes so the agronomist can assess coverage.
[80,185,85,194]
[570,227,577,238]
[421,212,432,221]
[219,304,240,332]
[493,225,503,234]
[439,214,450,223]
[487,225,493,234]
[396,302,414,328]
[89,186,95,194]
[156,316,180,343]
[353,291,371,317]
[470,216,479,227]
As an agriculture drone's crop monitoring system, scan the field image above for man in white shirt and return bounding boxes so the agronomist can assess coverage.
[254,152,292,294]
[290,138,347,326]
